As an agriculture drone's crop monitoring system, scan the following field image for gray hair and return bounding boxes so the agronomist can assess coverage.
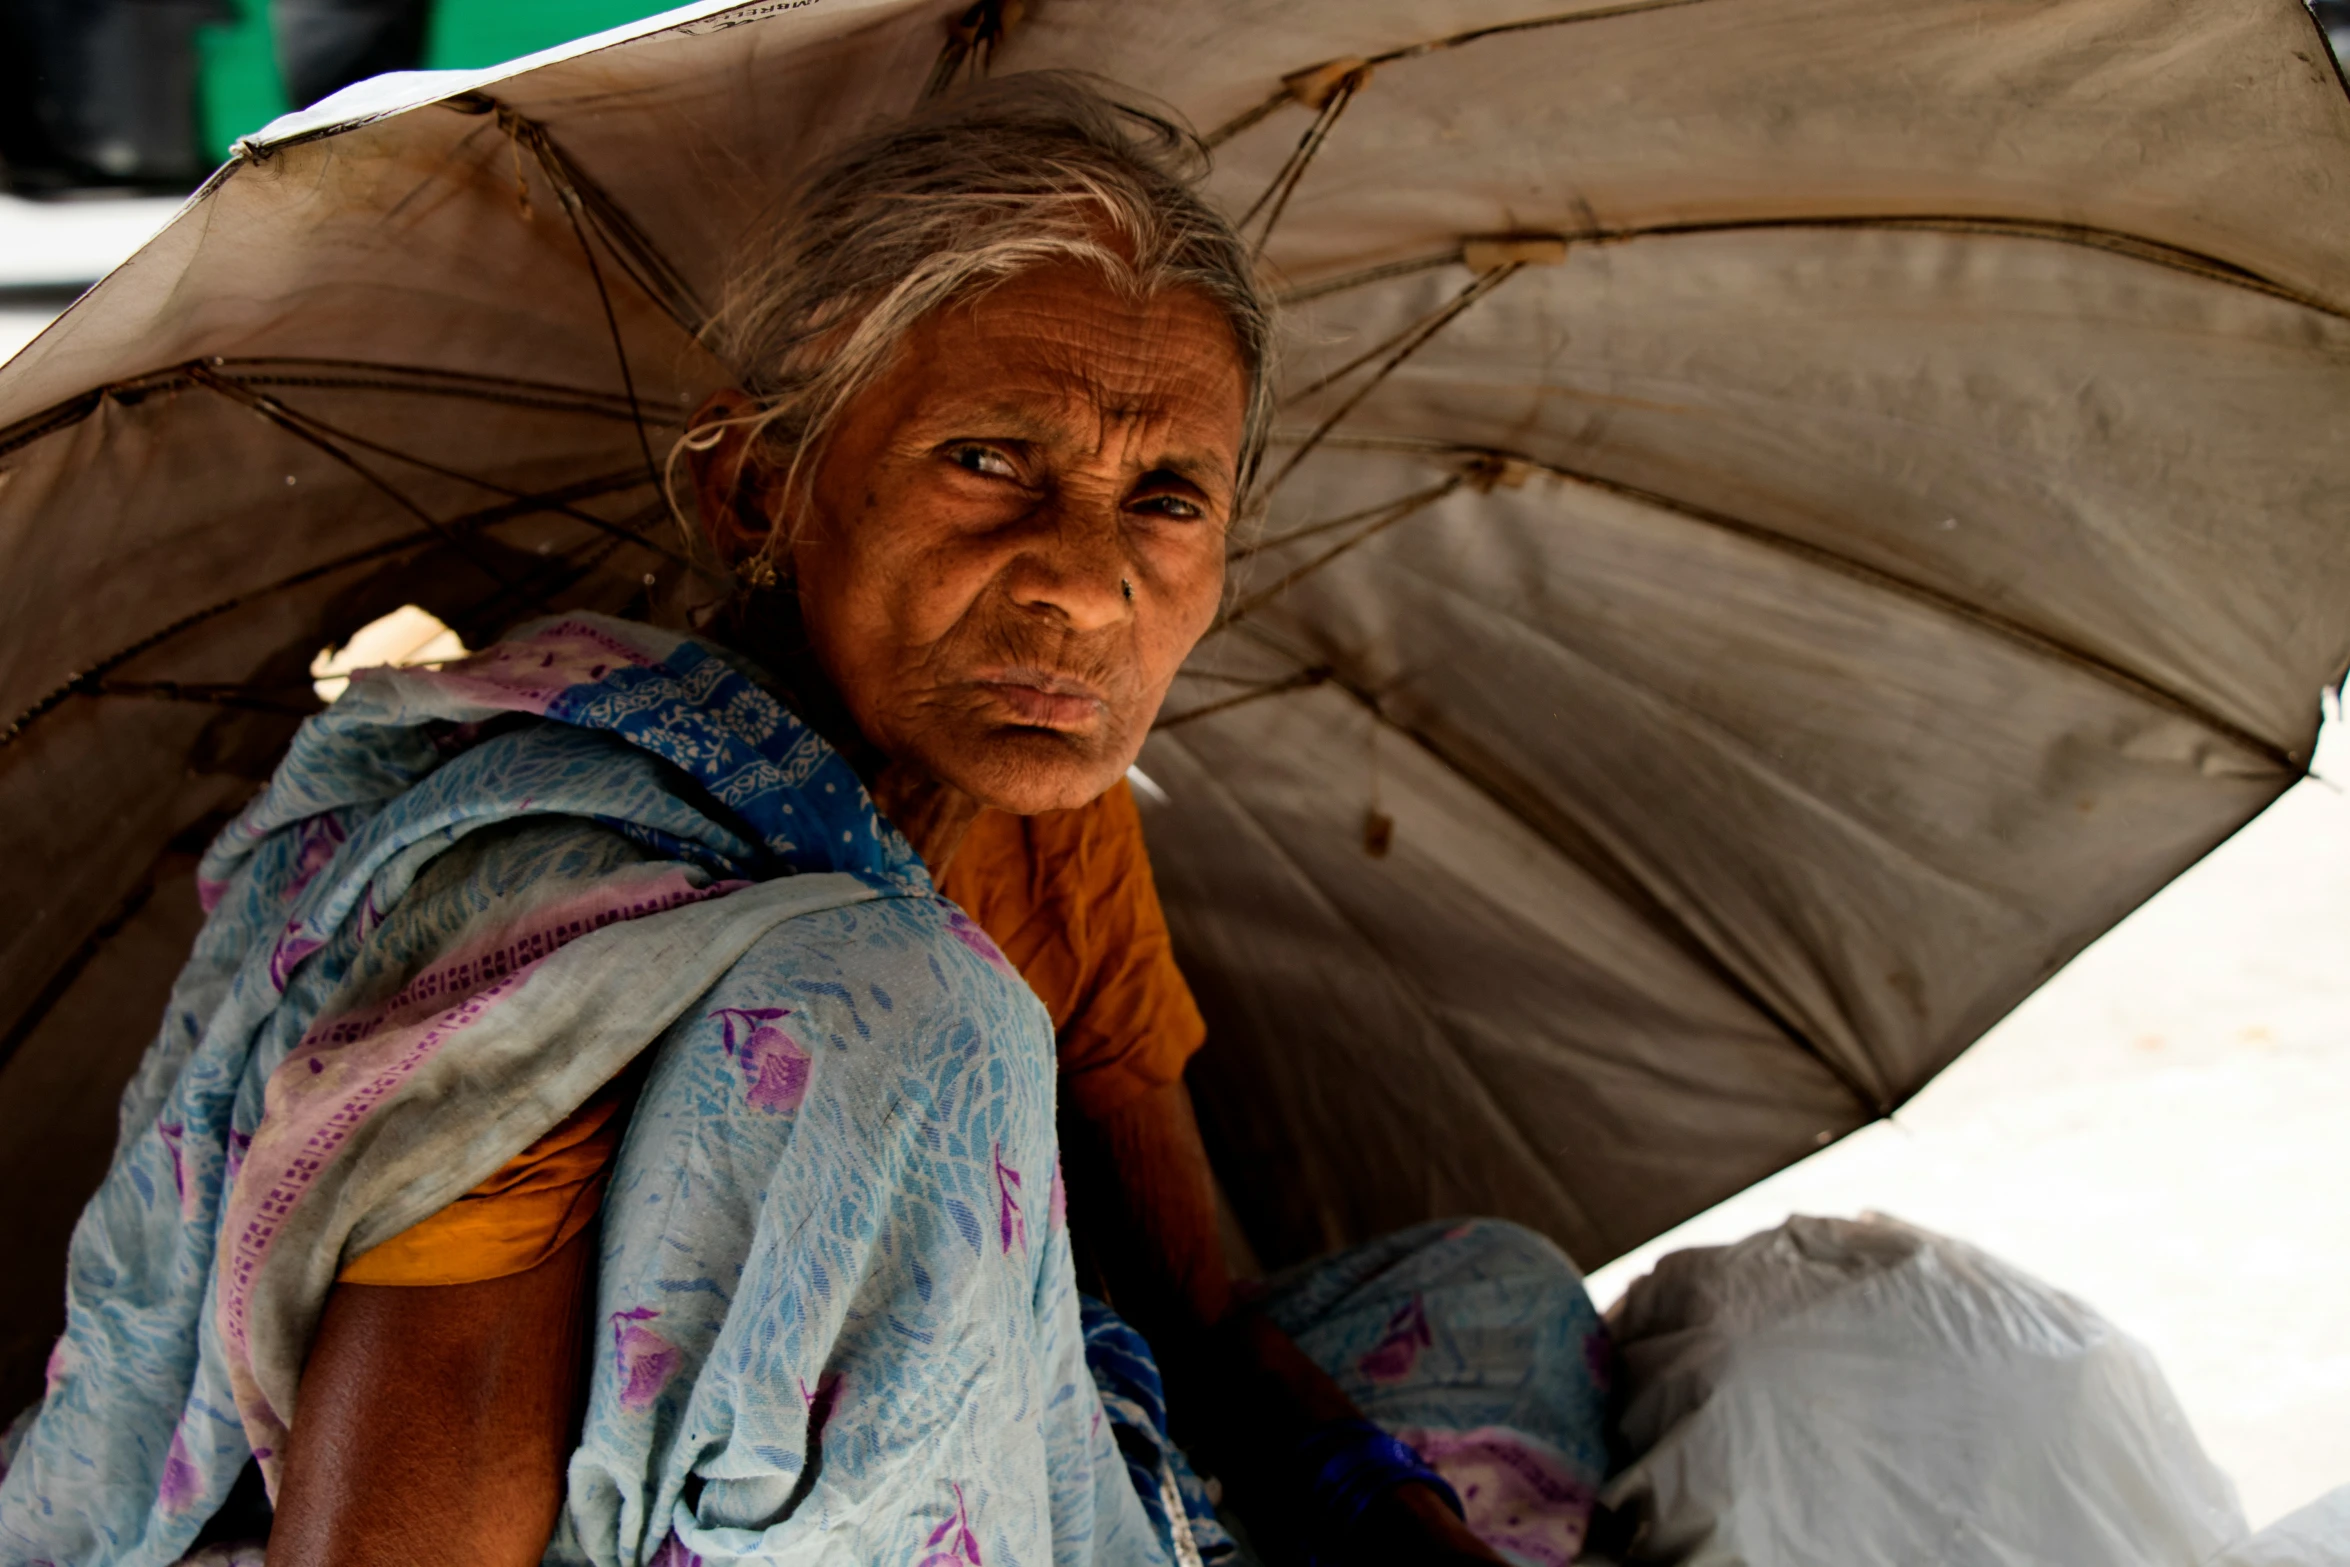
[695,71,1274,578]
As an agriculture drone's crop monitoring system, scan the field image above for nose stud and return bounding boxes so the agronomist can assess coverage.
[1120,577,1135,602]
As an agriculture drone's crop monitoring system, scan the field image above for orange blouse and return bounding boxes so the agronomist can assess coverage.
[339,778,1204,1287]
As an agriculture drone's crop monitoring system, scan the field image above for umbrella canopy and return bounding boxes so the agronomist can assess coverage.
[4,0,2349,1365]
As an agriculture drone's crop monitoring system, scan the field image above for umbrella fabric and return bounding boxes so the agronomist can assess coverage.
[3,0,2349,1358]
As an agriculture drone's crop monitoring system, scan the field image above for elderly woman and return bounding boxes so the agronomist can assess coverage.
[0,78,1609,1567]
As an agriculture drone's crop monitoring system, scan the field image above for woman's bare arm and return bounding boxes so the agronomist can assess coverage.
[1079,1079,1502,1565]
[265,1226,592,1567]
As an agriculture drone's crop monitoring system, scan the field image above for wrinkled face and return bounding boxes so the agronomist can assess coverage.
[783,262,1247,814]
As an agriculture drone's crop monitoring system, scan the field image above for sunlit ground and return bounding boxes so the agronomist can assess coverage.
[1587,712,2350,1528]
[8,181,2346,1534]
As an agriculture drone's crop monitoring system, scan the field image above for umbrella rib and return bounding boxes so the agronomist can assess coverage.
[507,111,669,497]
[1336,438,2301,773]
[1154,667,1334,730]
[1201,0,1722,148]
[1262,267,1523,496]
[0,358,662,463]
[1236,73,1363,261]
[184,364,548,606]
[1278,251,1464,307]
[1156,726,1615,1260]
[1229,478,1461,562]
[1221,476,1467,623]
[1365,0,1726,66]
[1200,92,1290,152]
[226,384,709,578]
[490,102,708,335]
[1272,215,2348,323]
[0,386,109,461]
[226,363,653,420]
[923,0,1019,100]
[1208,617,1891,1114]
[0,470,651,750]
[85,679,319,715]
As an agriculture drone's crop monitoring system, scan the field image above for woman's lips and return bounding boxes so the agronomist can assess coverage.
[971,668,1106,730]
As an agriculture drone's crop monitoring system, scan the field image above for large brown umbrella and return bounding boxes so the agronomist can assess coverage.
[4,0,2348,1408]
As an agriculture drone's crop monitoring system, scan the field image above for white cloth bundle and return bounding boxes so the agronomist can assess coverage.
[1600,1215,2248,1567]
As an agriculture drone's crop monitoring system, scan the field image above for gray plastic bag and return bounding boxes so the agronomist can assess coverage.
[1600,1215,2247,1566]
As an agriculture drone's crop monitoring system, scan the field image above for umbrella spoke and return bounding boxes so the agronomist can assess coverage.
[0,358,658,464]
[224,360,655,420]
[923,0,1022,100]
[1275,217,2350,323]
[1154,666,1333,730]
[492,106,673,497]
[1262,263,1525,495]
[185,364,549,607]
[1181,613,1892,1114]
[1222,473,1468,623]
[1363,0,1724,68]
[83,678,320,716]
[204,376,710,579]
[1229,477,1462,564]
[1203,0,1723,148]
[1308,433,2305,775]
[456,96,709,336]
[1277,250,1464,308]
[1236,66,1365,259]
[0,474,655,750]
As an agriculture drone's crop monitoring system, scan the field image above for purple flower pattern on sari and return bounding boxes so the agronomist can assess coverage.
[944,909,1011,971]
[156,1430,202,1514]
[156,1120,188,1206]
[994,1143,1025,1255]
[223,1128,252,1188]
[710,1006,810,1113]
[1392,1424,1596,1567]
[1358,1293,1434,1383]
[266,924,327,993]
[612,1307,682,1411]
[917,1483,985,1567]
[285,812,347,897]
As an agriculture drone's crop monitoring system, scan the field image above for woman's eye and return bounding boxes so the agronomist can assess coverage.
[1133,494,1204,520]
[947,444,1018,478]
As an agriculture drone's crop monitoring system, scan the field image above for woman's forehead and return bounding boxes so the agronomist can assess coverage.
[893,271,1247,455]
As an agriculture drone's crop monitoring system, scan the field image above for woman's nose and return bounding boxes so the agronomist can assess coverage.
[1003,488,1131,633]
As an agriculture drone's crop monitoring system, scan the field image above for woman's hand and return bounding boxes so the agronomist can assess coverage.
[1352,1481,1509,1566]
[1070,1080,1506,1564]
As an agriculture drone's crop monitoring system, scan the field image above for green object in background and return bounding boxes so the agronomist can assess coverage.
[196,0,674,164]
[427,1,671,78]
[195,0,288,165]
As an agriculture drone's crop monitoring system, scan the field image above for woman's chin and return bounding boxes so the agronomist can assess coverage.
[932,727,1134,817]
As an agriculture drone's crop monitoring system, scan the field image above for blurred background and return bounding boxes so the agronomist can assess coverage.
[0,0,663,191]
[0,0,687,359]
[2,0,2348,1535]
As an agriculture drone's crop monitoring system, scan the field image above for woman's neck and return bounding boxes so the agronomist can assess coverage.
[713,588,978,875]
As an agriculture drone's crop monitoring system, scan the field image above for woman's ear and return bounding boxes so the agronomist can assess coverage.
[683,389,776,573]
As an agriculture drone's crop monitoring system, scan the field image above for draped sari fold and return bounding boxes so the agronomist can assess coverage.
[0,615,1165,1567]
